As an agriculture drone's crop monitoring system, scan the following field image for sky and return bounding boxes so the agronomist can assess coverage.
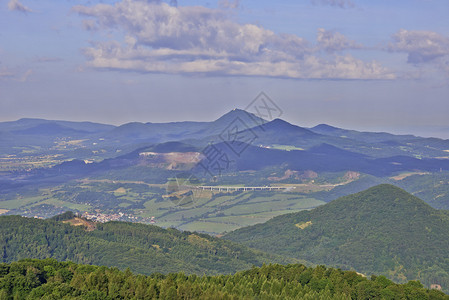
[1,0,449,137]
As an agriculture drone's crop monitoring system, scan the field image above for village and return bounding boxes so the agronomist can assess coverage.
[81,211,156,224]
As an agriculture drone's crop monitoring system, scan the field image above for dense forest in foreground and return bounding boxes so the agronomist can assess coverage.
[1,259,447,300]
[0,213,295,276]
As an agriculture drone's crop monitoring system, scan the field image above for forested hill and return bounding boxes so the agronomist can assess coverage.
[0,215,297,276]
[224,184,449,290]
[1,259,447,300]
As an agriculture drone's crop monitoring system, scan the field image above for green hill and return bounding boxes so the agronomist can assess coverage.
[1,259,447,300]
[0,215,297,276]
[224,184,449,290]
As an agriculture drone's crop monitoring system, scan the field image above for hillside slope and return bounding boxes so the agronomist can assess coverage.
[0,215,297,276]
[2,259,447,299]
[224,184,449,289]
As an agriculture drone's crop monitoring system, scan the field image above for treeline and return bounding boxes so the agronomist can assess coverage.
[0,215,294,276]
[0,259,447,299]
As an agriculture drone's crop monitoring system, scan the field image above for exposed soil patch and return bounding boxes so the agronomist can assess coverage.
[63,217,97,231]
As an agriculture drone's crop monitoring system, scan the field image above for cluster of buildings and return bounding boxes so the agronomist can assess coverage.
[82,212,129,223]
[81,211,155,224]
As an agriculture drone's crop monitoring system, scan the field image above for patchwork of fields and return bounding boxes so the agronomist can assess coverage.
[0,178,326,234]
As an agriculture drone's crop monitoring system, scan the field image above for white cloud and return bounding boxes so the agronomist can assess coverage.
[389,29,449,77]
[81,42,393,79]
[389,29,449,63]
[73,0,393,80]
[8,0,32,13]
[82,19,97,31]
[316,28,362,53]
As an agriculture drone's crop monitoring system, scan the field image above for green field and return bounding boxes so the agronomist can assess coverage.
[0,196,47,210]
[0,178,327,234]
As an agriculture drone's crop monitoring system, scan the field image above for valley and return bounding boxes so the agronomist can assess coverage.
[0,177,328,234]
[2,111,449,293]
[4,1,448,297]
[3,110,449,234]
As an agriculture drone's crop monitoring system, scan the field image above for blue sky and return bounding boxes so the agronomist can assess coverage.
[1,0,449,137]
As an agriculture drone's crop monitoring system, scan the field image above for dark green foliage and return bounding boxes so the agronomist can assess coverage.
[49,211,76,221]
[0,215,295,276]
[225,184,449,291]
[0,259,446,299]
[394,172,449,209]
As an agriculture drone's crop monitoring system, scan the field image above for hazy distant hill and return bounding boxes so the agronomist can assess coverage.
[0,118,114,133]
[12,139,449,191]
[232,142,449,176]
[236,118,325,148]
[102,109,266,144]
[310,123,416,143]
[13,123,90,137]
[2,110,449,160]
[224,184,449,289]
[4,110,449,219]
[0,214,296,276]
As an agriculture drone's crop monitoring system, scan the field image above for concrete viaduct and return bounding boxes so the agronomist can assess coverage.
[185,185,293,192]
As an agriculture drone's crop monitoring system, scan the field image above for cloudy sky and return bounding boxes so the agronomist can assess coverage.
[1,0,449,137]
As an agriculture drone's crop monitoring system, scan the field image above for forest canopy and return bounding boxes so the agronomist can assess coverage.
[0,259,447,300]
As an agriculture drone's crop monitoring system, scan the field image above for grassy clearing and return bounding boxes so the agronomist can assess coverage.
[295,221,312,229]
[210,215,273,227]
[204,195,236,207]
[39,198,92,212]
[207,193,253,207]
[179,221,240,234]
[63,217,96,231]
[246,193,298,203]
[161,207,212,221]
[113,187,127,195]
[153,221,184,228]
[221,198,324,216]
[289,198,326,209]
[146,193,326,234]
[0,196,46,210]
[390,172,430,181]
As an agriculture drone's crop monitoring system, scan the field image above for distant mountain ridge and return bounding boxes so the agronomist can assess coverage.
[2,110,449,159]
[3,109,449,209]
[310,123,416,143]
[0,118,114,133]
[13,123,90,136]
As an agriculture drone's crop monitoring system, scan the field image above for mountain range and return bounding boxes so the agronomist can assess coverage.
[3,109,449,229]
[2,109,449,160]
[3,109,449,183]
